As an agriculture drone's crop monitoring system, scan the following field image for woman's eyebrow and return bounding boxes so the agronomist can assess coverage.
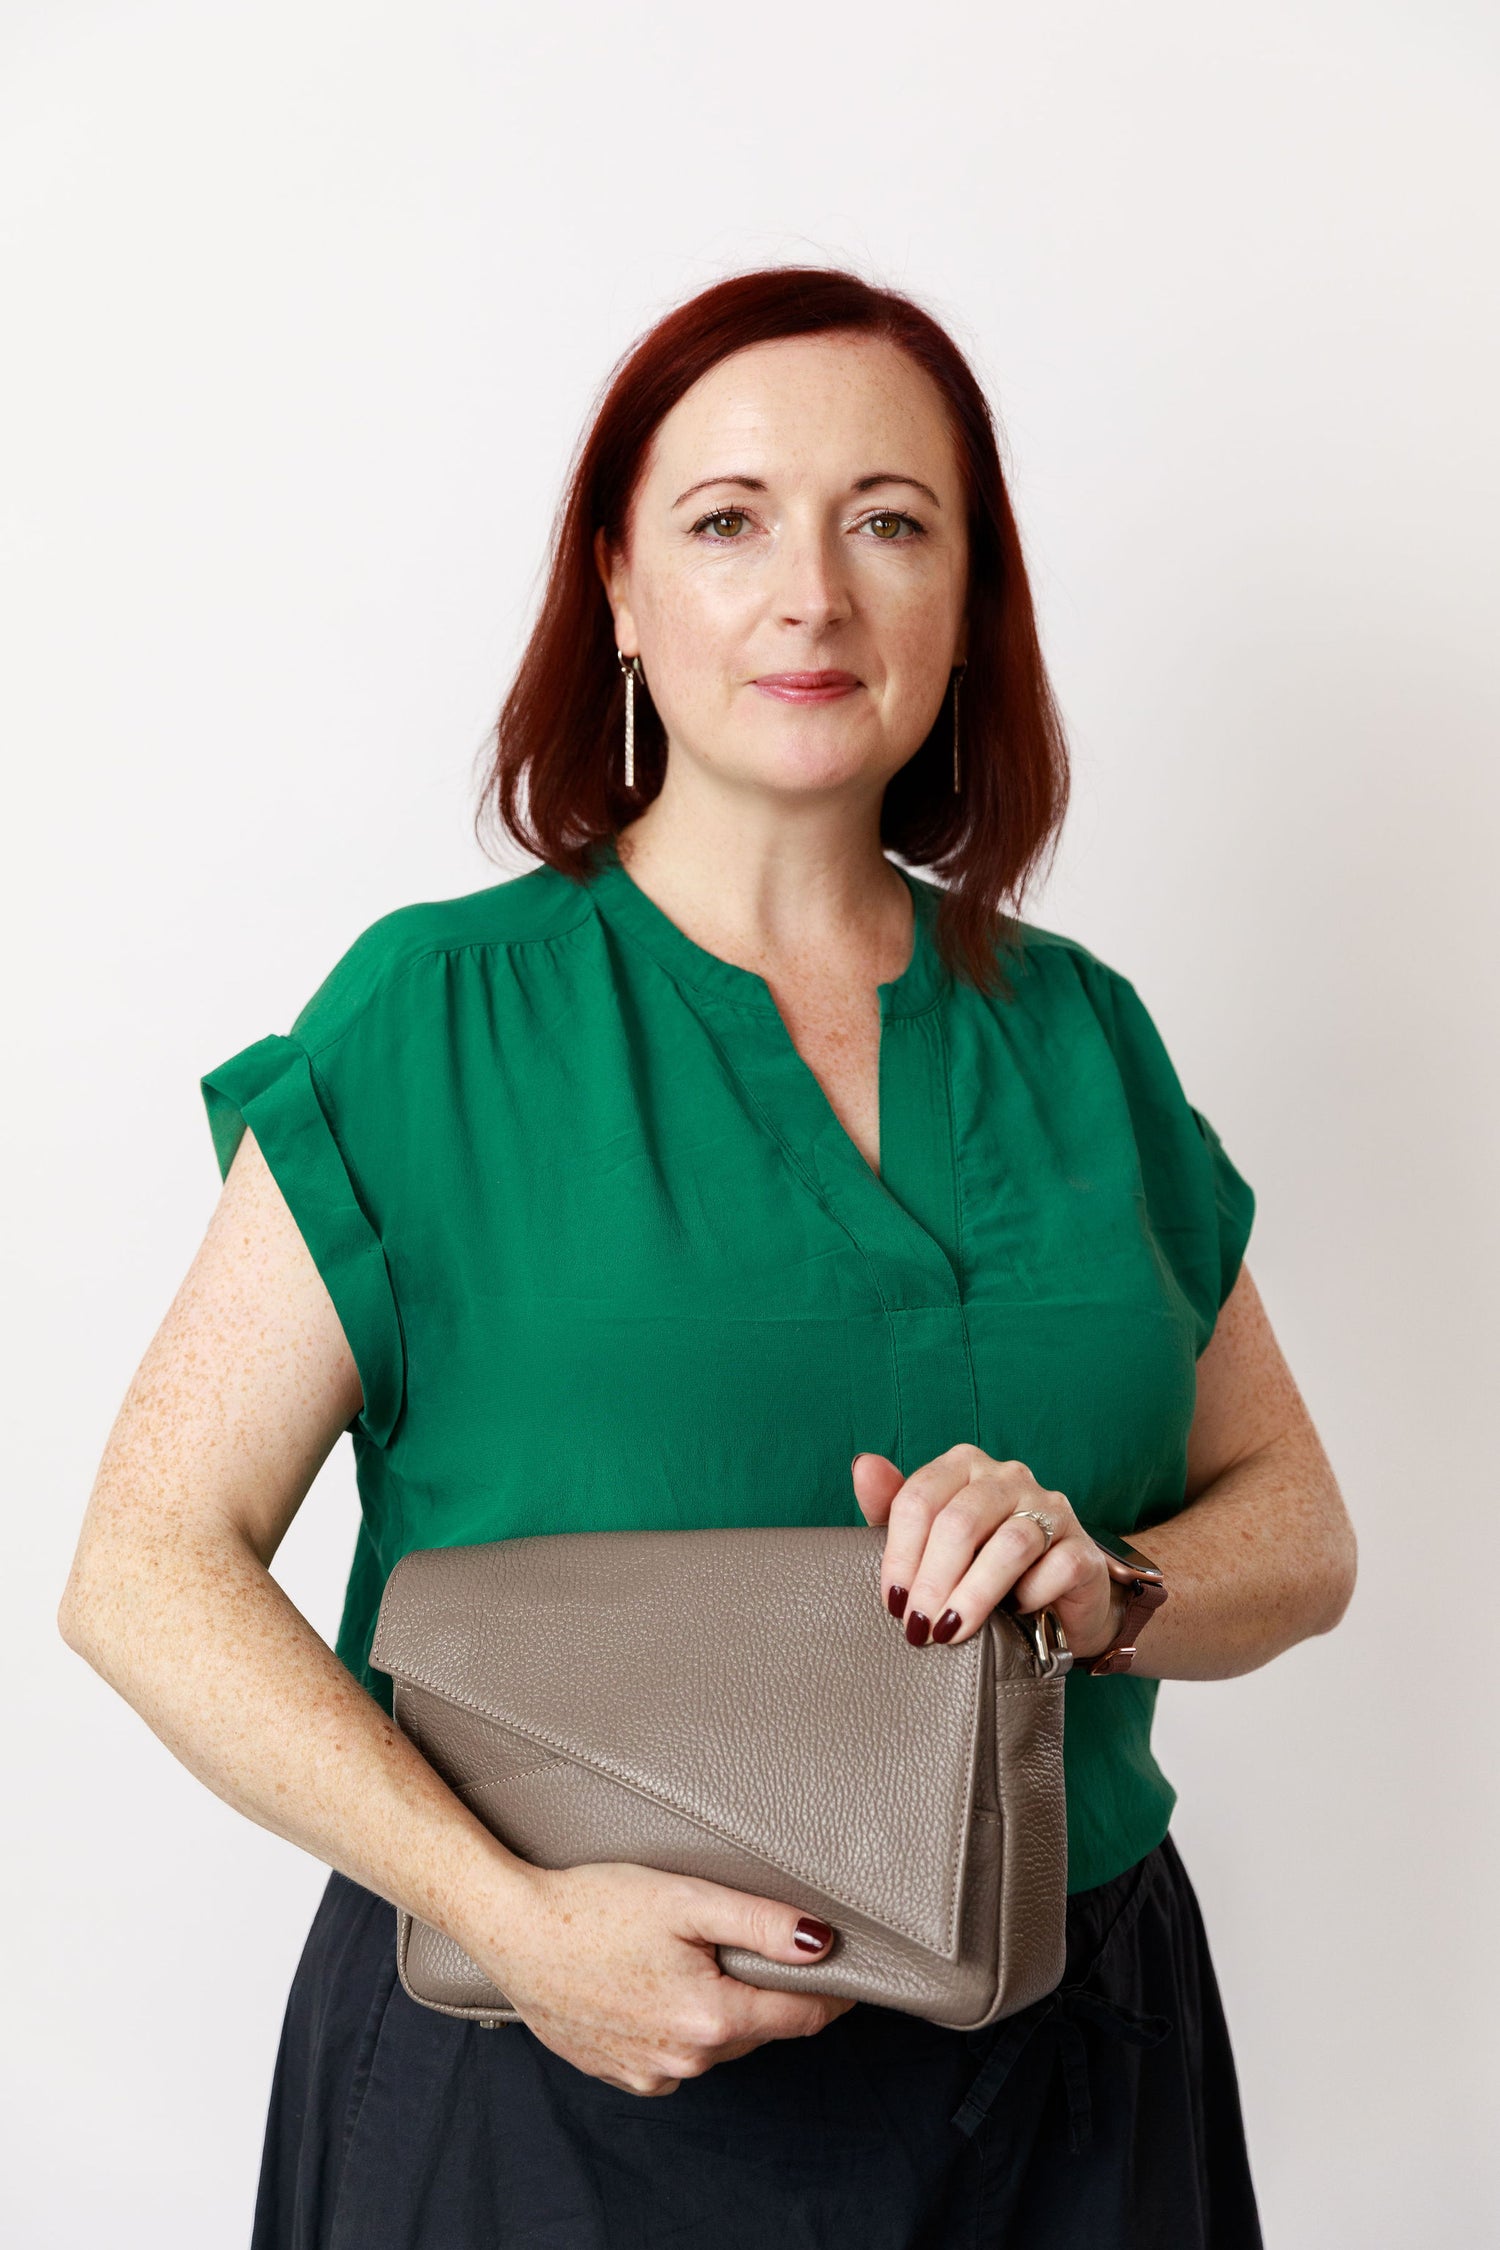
[852,473,943,507]
[672,475,767,507]
[670,471,943,509]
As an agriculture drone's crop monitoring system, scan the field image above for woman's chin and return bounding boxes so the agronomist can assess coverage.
[692,730,902,802]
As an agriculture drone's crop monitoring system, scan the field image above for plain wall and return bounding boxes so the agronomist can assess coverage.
[4,2,1497,2241]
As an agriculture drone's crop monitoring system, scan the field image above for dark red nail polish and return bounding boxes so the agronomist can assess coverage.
[933,1609,961,1642]
[887,1584,908,1619]
[905,1609,931,1646]
[794,1915,834,1952]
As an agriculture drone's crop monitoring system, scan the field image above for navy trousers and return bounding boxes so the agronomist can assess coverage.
[252,1831,1262,2247]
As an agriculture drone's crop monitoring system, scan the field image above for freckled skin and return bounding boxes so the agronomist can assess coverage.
[59,330,1355,2102]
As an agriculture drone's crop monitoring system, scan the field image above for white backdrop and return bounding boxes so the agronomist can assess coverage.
[5,2,1497,2243]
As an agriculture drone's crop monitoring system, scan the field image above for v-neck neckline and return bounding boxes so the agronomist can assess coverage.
[584,831,948,1024]
[582,831,978,1464]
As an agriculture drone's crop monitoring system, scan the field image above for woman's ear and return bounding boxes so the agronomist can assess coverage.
[593,527,638,653]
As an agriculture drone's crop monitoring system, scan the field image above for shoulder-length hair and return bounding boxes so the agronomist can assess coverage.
[477,266,1069,993]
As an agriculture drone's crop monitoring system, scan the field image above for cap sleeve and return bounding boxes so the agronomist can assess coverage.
[200,1033,406,1447]
[1187,1101,1256,1325]
[1065,948,1257,1354]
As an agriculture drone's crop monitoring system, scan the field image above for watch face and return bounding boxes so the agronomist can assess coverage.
[1089,1525,1165,1582]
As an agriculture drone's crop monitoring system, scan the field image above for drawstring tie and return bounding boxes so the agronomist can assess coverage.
[950,1982,1172,2146]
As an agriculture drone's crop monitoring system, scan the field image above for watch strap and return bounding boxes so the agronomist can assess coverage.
[1087,1539,1168,1677]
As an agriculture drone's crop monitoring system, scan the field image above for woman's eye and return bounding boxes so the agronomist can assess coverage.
[864,512,917,540]
[697,509,749,539]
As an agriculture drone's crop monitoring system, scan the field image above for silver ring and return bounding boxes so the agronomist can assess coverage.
[1012,1508,1057,1553]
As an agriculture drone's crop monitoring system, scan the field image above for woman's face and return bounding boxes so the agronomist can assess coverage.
[600,333,970,803]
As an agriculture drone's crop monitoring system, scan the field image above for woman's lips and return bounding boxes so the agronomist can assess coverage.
[752,670,862,704]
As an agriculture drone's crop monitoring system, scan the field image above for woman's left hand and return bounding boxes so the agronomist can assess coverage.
[851,1444,1120,1662]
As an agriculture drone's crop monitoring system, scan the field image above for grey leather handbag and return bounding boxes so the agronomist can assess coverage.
[369,1522,1072,2033]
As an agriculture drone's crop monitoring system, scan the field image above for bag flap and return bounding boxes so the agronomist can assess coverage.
[371,1524,1017,1961]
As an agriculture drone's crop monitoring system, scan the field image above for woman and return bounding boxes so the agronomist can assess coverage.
[59,267,1355,2247]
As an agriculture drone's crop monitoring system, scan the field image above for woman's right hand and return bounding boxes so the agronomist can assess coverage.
[466,1858,854,2094]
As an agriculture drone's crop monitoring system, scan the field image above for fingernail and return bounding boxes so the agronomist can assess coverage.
[905,1609,931,1646]
[932,1609,962,1643]
[887,1584,908,1619]
[851,1454,864,1474]
[794,1915,834,1953]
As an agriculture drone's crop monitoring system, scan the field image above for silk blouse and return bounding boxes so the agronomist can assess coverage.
[202,837,1253,1895]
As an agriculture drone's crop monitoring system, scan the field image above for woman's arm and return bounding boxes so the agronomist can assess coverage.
[58,1130,849,2095]
[56,1127,540,1950]
[1119,1261,1358,1678]
[854,1264,1357,1680]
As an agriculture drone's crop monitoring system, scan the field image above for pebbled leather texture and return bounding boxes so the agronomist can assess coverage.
[369,1525,1068,2031]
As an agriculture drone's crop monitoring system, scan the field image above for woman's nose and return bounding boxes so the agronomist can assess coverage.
[771,526,852,633]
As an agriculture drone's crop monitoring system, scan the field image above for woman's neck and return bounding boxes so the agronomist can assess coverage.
[615,770,911,987]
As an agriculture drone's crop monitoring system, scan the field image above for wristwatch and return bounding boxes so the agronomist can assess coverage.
[1086,1529,1168,1677]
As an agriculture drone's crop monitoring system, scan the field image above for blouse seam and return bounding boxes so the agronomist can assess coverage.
[934,1010,982,1444]
[934,1009,967,1295]
[598,915,775,1017]
[300,913,595,1066]
[649,965,908,1463]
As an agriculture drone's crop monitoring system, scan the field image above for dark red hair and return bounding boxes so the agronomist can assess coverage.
[476,267,1069,992]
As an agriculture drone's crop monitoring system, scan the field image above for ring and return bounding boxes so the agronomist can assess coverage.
[1012,1508,1057,1552]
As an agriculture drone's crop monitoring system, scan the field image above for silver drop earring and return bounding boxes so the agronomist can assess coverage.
[618,651,642,789]
[951,663,967,792]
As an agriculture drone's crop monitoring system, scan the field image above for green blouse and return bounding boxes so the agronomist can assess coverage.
[202,837,1253,1896]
